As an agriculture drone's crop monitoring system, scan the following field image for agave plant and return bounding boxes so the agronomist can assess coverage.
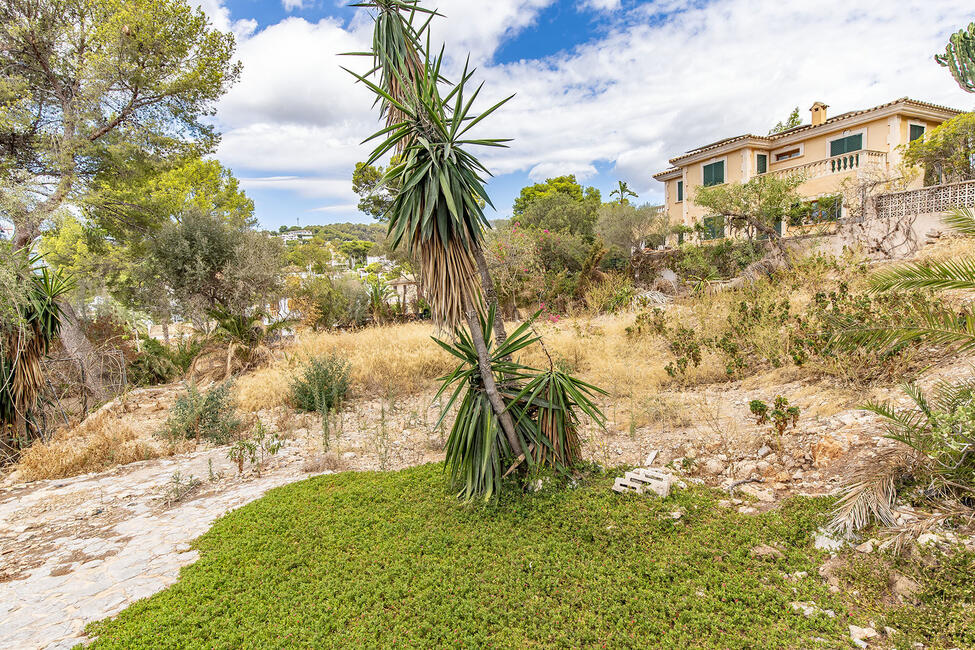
[1,251,72,447]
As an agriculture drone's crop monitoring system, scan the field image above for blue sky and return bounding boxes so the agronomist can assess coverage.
[198,0,973,230]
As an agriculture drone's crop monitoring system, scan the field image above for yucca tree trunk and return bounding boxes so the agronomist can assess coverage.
[464,308,523,457]
[473,247,508,348]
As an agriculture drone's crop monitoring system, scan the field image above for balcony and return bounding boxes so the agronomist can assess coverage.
[764,150,887,182]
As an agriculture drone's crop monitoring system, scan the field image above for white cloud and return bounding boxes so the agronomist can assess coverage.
[578,0,621,10]
[200,0,973,218]
[282,0,310,11]
[425,0,556,62]
[193,0,256,38]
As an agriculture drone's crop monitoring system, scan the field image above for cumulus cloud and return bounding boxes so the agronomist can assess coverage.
[201,0,972,216]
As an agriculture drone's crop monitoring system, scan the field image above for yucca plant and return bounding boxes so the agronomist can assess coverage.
[351,1,606,499]
[1,251,72,448]
[434,306,605,500]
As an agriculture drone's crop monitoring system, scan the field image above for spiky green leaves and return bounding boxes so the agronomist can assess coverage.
[346,28,512,326]
[936,22,975,93]
[1,251,73,429]
[433,308,606,501]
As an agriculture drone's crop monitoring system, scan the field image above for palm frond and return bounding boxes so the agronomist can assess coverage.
[870,257,975,293]
[836,303,975,354]
[942,206,975,236]
[829,447,912,536]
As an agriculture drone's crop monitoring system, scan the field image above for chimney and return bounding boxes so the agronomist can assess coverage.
[810,101,828,127]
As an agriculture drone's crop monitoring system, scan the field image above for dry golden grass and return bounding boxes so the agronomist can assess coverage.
[914,233,975,263]
[237,322,456,412]
[15,410,177,482]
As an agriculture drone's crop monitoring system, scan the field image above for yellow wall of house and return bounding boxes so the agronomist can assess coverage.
[660,111,950,241]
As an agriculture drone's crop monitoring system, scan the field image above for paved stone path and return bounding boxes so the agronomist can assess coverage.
[0,442,326,650]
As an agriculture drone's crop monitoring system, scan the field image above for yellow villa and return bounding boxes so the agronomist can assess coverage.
[653,97,961,241]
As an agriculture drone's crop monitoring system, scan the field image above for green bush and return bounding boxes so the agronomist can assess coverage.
[161,381,243,444]
[674,239,767,281]
[127,338,203,387]
[289,355,351,414]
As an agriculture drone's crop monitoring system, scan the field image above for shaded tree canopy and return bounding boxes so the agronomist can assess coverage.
[518,193,599,239]
[150,210,283,320]
[597,203,669,252]
[0,0,241,247]
[352,158,403,222]
[769,107,802,134]
[694,174,808,240]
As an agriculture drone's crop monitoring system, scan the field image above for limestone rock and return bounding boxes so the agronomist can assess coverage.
[749,544,784,559]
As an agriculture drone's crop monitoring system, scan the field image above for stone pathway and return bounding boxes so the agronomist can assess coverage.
[0,441,326,650]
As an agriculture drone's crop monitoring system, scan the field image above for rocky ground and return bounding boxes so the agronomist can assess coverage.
[1,355,971,649]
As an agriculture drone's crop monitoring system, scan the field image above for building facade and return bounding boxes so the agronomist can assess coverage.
[653,98,960,241]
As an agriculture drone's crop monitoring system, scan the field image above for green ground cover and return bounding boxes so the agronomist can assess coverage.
[84,465,971,649]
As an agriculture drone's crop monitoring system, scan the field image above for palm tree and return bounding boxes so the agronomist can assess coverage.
[610,180,638,206]
[830,206,975,535]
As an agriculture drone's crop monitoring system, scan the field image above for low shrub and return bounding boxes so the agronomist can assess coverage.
[127,338,204,387]
[289,355,351,413]
[160,382,243,444]
[639,277,936,384]
[584,273,635,314]
[674,239,768,282]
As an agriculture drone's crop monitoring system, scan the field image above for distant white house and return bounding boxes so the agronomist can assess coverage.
[276,229,314,243]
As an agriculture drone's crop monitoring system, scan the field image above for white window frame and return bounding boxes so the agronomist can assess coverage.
[755,152,769,174]
[701,156,728,187]
[772,142,804,163]
[907,120,927,143]
[826,128,866,157]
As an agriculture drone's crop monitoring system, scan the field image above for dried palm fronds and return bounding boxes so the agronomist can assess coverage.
[880,501,975,553]
[829,447,916,536]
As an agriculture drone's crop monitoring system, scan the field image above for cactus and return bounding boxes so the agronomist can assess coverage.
[936,23,975,93]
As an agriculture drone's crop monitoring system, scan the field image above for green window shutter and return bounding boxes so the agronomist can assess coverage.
[910,124,925,141]
[703,161,725,186]
[831,134,863,156]
[677,180,684,202]
[757,154,767,174]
